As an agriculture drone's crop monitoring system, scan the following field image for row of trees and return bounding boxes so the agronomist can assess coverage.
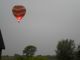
[15,39,80,60]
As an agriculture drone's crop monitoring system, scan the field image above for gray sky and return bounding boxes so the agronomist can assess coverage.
[0,0,80,56]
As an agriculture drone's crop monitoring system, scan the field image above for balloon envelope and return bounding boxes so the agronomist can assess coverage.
[12,5,26,22]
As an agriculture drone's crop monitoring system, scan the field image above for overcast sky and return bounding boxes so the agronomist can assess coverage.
[0,0,80,56]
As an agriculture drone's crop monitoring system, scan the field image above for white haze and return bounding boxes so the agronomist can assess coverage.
[0,0,80,56]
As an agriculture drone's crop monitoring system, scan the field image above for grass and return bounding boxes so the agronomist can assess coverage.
[1,55,57,60]
[2,56,15,60]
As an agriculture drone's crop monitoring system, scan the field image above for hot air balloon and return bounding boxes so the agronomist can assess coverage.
[12,5,26,22]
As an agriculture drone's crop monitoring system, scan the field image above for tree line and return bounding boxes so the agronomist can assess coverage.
[14,39,80,60]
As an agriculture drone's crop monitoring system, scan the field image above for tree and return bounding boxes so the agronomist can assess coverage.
[75,44,80,60]
[23,45,37,57]
[56,39,75,60]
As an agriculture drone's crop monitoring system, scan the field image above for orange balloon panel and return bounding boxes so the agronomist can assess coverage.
[12,5,26,22]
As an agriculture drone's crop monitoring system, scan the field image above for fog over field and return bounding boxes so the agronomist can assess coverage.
[0,0,80,56]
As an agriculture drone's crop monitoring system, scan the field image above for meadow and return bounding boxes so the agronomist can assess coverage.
[2,56,56,60]
[1,55,56,60]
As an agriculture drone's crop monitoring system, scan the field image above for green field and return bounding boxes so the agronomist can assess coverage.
[1,56,54,60]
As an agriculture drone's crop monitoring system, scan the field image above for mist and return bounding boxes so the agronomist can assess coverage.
[0,0,80,56]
